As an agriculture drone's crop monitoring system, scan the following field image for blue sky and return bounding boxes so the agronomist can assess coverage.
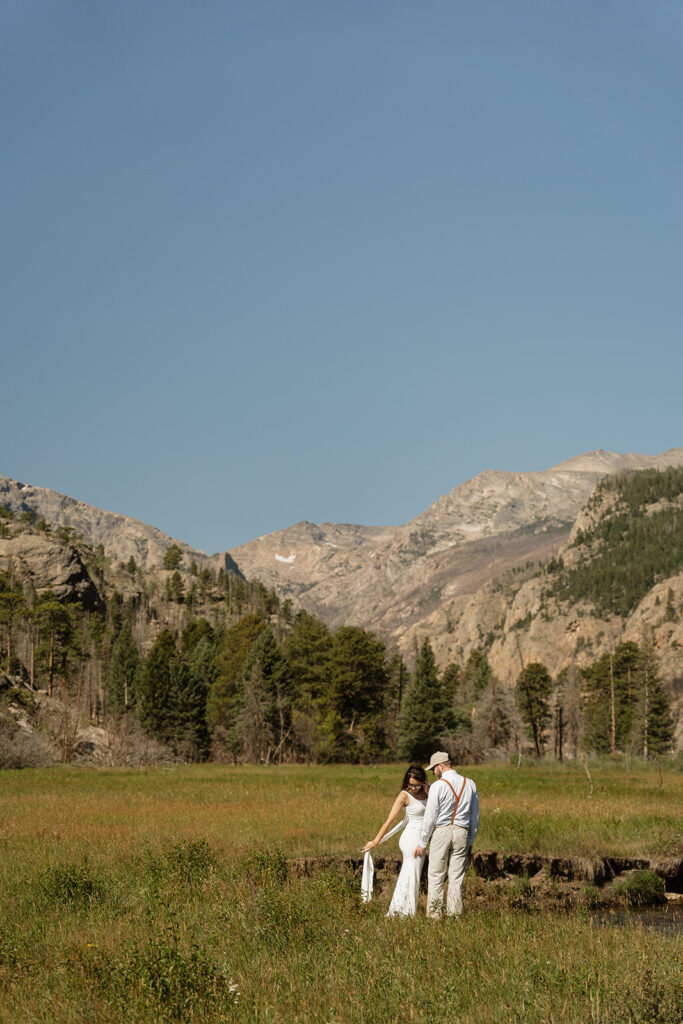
[2,1,681,553]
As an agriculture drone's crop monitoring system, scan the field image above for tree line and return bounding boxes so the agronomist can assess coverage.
[0,514,676,765]
[104,615,678,764]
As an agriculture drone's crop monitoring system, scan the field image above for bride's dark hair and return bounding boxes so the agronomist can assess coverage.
[401,763,427,792]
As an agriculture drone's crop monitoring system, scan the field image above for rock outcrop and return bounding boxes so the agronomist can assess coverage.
[0,527,102,609]
[228,449,683,671]
[0,476,240,576]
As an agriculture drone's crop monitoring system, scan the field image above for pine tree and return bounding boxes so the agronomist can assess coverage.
[244,627,289,755]
[384,652,408,756]
[106,591,123,635]
[397,639,444,761]
[440,662,462,717]
[137,629,177,744]
[168,571,185,603]
[555,664,583,759]
[0,573,26,672]
[582,642,641,754]
[236,662,273,762]
[163,544,182,570]
[284,610,332,709]
[107,622,139,718]
[642,679,675,756]
[35,593,75,699]
[181,618,215,657]
[207,614,265,730]
[516,662,552,757]
[173,654,210,760]
[324,626,388,761]
[629,642,674,759]
[462,649,491,702]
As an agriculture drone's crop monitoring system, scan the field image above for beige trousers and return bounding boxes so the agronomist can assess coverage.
[426,823,469,918]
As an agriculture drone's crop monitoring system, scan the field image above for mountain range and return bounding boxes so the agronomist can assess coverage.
[2,447,683,684]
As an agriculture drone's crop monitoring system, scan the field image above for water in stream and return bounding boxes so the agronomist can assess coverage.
[591,902,682,935]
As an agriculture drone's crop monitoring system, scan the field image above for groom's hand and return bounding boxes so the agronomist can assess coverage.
[414,845,425,858]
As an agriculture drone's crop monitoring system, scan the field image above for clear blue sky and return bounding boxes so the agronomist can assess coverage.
[2,1,681,553]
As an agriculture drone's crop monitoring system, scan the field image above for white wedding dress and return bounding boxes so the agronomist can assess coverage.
[386,792,427,918]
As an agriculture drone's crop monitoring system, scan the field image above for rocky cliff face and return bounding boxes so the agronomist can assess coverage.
[228,449,683,667]
[0,476,240,576]
[418,462,683,685]
[420,570,683,686]
[3,448,682,686]
[0,527,103,610]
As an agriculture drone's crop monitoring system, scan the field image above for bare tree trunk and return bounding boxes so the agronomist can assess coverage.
[558,705,563,763]
[490,677,498,747]
[609,650,616,761]
[515,637,540,757]
[98,661,105,724]
[48,631,55,697]
[398,660,404,709]
[580,754,594,797]
[77,614,88,703]
[642,662,649,761]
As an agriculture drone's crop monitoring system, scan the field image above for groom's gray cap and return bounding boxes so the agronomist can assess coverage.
[425,751,451,771]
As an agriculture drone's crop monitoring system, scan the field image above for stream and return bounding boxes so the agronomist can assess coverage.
[590,902,682,935]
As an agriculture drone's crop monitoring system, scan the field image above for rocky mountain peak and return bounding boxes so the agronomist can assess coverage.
[228,448,683,649]
[3,447,682,678]
[0,475,240,577]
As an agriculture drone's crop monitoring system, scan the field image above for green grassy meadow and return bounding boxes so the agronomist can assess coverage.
[0,762,680,1023]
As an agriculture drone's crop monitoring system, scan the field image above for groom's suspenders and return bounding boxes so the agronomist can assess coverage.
[441,776,468,824]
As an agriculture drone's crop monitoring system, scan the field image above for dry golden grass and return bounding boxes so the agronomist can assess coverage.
[0,761,680,1024]
[1,759,680,862]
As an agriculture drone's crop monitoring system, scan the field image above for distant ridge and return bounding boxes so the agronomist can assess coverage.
[2,447,682,669]
[227,448,683,643]
[0,476,240,576]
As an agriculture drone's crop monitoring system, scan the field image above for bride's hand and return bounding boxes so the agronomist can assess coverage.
[362,841,376,853]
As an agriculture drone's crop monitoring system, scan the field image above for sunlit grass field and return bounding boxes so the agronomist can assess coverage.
[0,761,680,1023]
[2,760,681,862]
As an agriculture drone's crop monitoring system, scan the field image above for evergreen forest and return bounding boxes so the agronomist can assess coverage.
[547,467,683,617]
[0,497,677,767]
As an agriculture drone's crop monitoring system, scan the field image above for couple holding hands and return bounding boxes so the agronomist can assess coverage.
[363,751,479,919]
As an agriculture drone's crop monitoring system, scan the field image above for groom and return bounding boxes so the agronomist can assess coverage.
[414,751,479,918]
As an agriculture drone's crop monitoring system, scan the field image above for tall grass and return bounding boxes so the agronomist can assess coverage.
[0,762,680,1022]
[1,760,680,863]
[0,842,679,1023]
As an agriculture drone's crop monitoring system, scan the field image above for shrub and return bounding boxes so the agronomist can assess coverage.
[81,927,239,1022]
[612,869,666,906]
[35,858,103,907]
[610,964,681,1024]
[239,844,288,887]
[143,839,218,891]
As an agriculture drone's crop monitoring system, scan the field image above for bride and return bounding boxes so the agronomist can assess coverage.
[363,764,429,917]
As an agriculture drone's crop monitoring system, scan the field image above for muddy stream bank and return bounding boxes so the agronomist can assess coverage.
[287,850,683,921]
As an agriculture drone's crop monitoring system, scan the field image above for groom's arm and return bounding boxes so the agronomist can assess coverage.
[414,783,440,857]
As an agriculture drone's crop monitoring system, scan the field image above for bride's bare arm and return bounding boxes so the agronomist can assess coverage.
[362,792,408,852]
